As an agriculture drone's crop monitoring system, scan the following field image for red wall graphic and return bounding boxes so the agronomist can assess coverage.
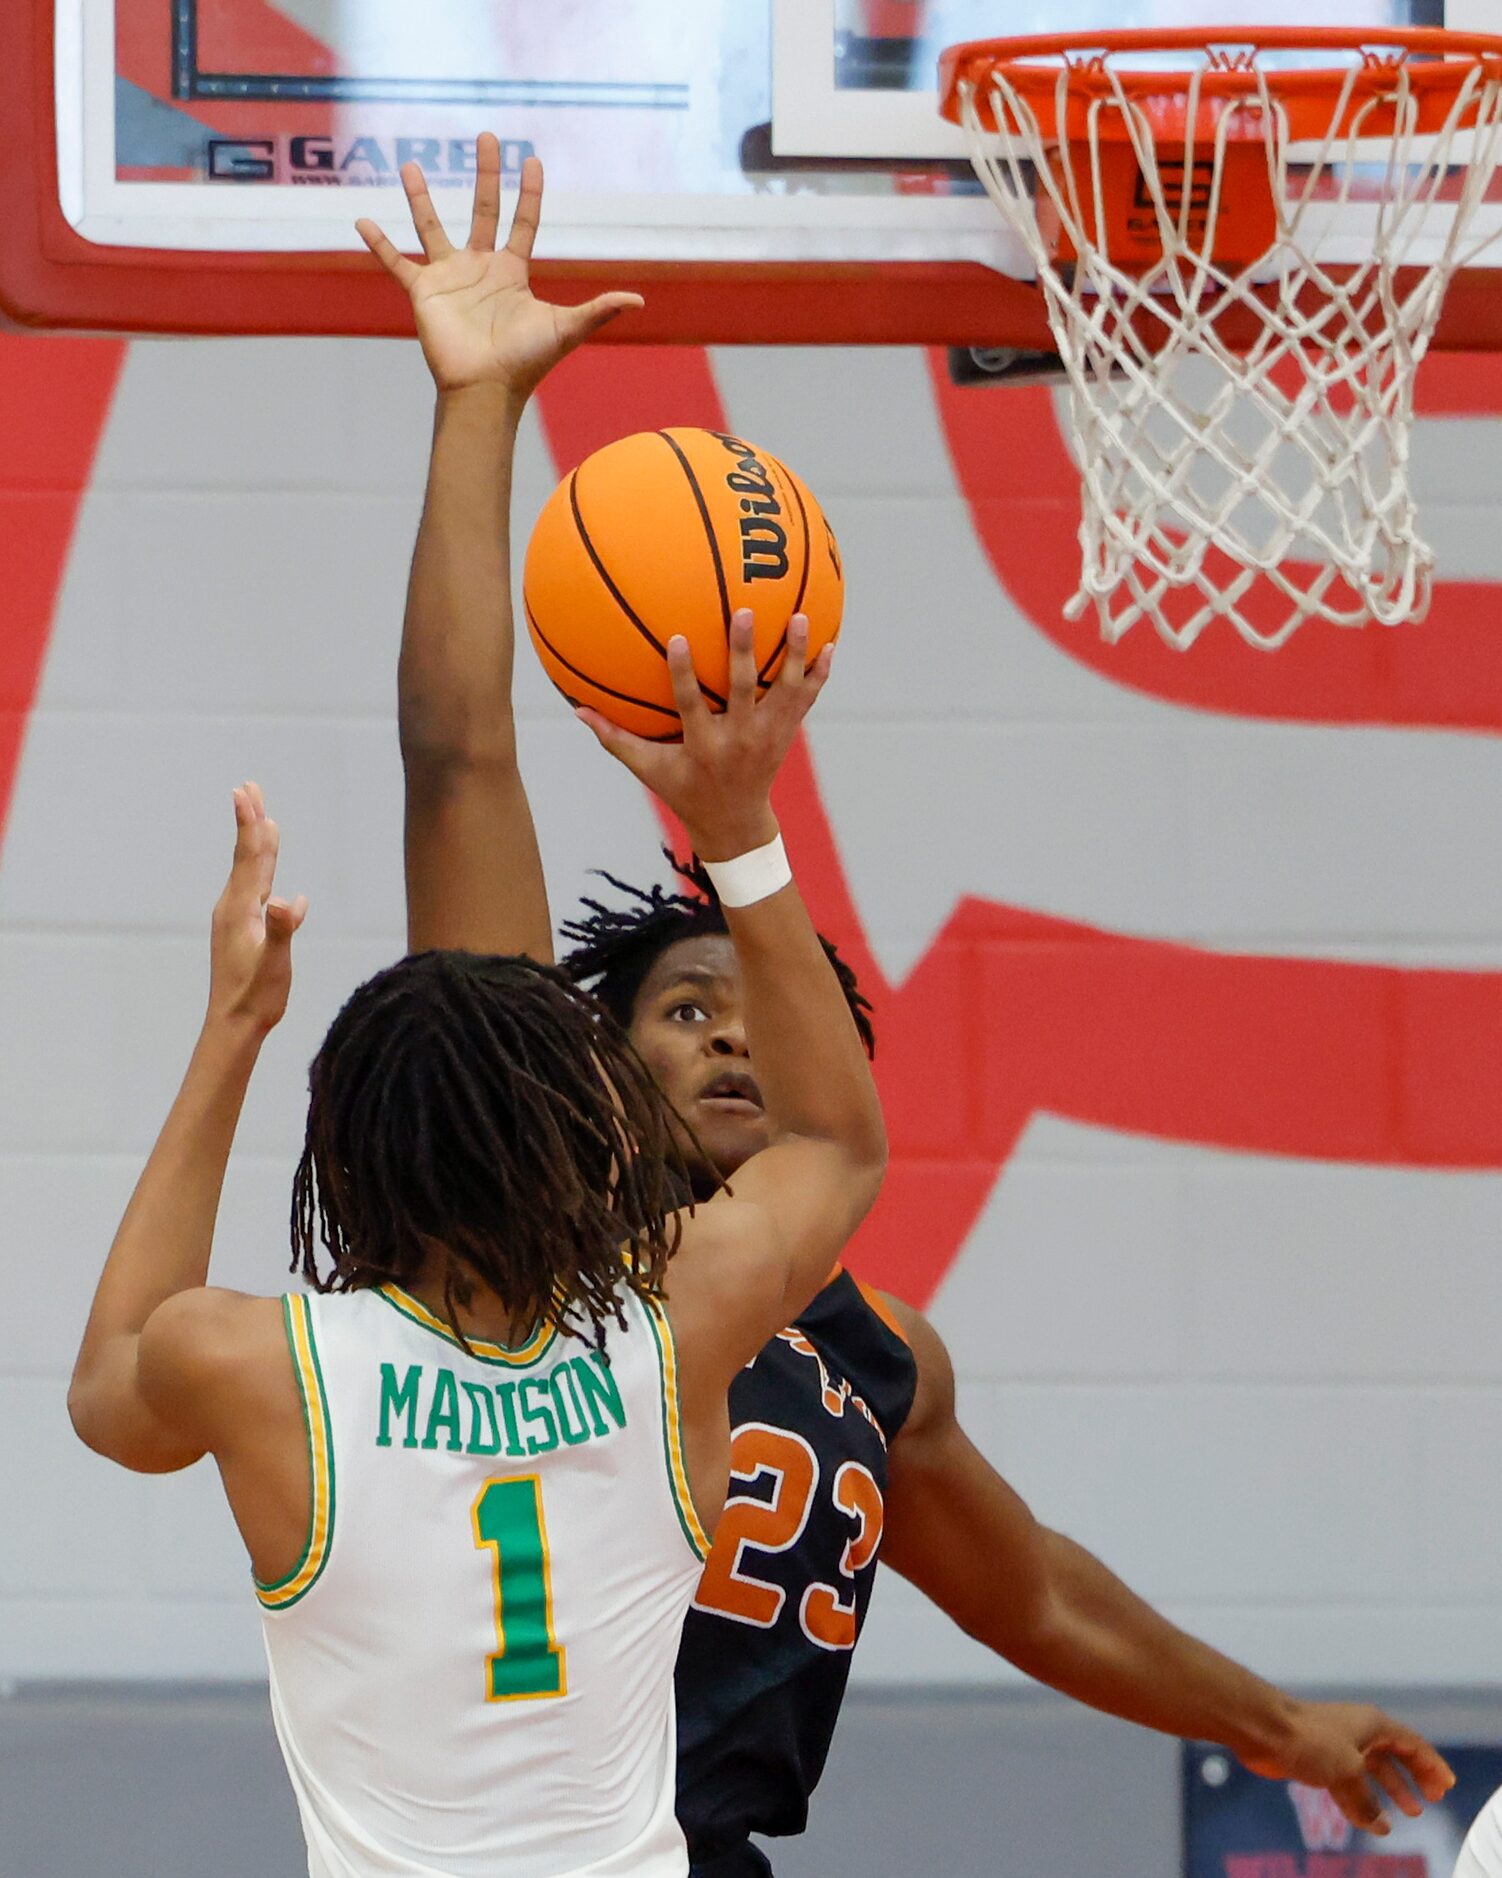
[0,335,125,848]
[539,344,1502,1308]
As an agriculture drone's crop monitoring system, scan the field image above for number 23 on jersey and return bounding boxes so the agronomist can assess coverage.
[692,1422,884,1651]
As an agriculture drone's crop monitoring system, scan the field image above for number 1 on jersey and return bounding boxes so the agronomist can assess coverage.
[472,1477,566,1701]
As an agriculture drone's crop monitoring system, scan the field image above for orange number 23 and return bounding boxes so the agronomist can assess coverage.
[693,1423,884,1652]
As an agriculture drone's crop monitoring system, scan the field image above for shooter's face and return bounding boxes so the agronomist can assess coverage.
[628,935,768,1194]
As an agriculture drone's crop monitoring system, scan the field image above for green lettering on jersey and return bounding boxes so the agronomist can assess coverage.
[461,1379,504,1457]
[377,1363,422,1449]
[571,1352,626,1436]
[494,1381,525,1457]
[550,1363,591,1446]
[380,1355,625,1458]
[421,1367,464,1452]
[518,1375,559,1455]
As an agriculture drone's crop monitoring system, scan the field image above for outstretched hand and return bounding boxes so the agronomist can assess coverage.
[576,612,832,860]
[208,783,308,1035]
[1240,1700,1455,1837]
[357,133,643,396]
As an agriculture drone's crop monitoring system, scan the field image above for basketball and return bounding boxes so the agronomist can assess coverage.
[523,428,844,737]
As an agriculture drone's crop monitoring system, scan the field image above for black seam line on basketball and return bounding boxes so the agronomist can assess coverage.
[655,431,732,642]
[568,465,728,711]
[787,467,812,618]
[754,463,808,685]
[542,676,679,742]
[756,634,787,689]
[525,600,682,722]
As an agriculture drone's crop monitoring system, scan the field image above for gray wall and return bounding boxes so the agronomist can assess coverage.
[9,1682,1502,1878]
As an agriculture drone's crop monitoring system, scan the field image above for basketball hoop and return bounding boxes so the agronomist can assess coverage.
[938,28,1502,649]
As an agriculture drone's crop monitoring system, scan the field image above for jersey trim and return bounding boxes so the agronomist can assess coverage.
[256,1294,336,1611]
[375,1283,559,1368]
[643,1298,712,1562]
[854,1280,911,1347]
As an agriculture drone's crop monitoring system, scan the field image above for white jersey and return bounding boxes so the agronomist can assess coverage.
[1459,1785,1502,1878]
[257,1283,710,1878]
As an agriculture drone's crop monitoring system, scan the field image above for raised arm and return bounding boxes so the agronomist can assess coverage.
[579,615,887,1374]
[68,786,307,1472]
[357,137,641,957]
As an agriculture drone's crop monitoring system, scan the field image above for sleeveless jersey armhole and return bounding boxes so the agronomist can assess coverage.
[255,1294,336,1612]
[641,1296,713,1564]
[854,1279,911,1346]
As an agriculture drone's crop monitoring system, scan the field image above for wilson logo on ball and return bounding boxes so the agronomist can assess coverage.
[713,432,792,583]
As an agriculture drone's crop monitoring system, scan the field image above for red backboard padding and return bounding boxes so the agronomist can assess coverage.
[10,0,1502,344]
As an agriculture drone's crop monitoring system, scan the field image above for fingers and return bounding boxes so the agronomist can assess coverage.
[1366,1754,1423,1821]
[467,132,503,251]
[354,218,420,291]
[773,615,833,721]
[1331,1771,1390,1838]
[726,610,758,717]
[572,707,666,778]
[223,785,259,916]
[577,619,830,770]
[398,161,454,262]
[1371,1726,1455,1804]
[263,894,310,949]
[226,782,283,915]
[773,615,812,692]
[230,782,267,872]
[505,153,543,262]
[556,289,646,350]
[666,635,715,739]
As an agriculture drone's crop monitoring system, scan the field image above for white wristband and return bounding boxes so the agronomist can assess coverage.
[704,833,792,909]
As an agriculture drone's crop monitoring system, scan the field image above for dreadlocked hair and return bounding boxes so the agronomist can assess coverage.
[291,949,693,1353]
[560,851,876,1057]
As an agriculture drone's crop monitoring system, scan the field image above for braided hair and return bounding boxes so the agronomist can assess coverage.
[291,950,691,1351]
[560,853,875,1057]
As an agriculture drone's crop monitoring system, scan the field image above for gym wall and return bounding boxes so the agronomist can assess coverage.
[3,332,1501,1690]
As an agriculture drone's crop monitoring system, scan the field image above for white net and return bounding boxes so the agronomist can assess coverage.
[956,46,1502,648]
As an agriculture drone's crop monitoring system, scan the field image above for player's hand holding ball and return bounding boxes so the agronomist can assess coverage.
[577,611,831,861]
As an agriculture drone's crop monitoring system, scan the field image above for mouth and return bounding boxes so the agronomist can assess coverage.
[696,1070,765,1118]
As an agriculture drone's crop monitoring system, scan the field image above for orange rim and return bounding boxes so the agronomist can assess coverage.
[939,26,1502,143]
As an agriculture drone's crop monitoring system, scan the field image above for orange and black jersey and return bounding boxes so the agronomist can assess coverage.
[675,1268,918,1876]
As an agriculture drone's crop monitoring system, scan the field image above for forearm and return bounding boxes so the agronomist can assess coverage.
[1002,1530,1298,1761]
[399,383,525,763]
[717,856,886,1170]
[400,382,554,956]
[70,1016,264,1445]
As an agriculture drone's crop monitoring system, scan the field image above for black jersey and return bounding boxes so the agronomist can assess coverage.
[674,1268,919,1874]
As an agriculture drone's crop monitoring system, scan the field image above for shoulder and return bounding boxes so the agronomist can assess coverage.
[137,1289,291,1449]
[139,1286,285,1372]
[865,1291,955,1442]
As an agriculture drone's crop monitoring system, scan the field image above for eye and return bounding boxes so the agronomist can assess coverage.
[667,1000,710,1024]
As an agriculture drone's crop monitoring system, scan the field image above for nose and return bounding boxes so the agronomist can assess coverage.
[708,1021,749,1058]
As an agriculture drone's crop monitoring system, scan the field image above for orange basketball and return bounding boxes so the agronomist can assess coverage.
[523,428,843,738]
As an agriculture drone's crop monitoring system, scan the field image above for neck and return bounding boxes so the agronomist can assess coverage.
[402,1258,541,1349]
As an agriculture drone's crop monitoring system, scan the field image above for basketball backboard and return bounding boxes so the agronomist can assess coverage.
[4,0,1502,340]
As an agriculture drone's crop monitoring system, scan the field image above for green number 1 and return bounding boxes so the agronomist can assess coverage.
[472,1477,566,1702]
